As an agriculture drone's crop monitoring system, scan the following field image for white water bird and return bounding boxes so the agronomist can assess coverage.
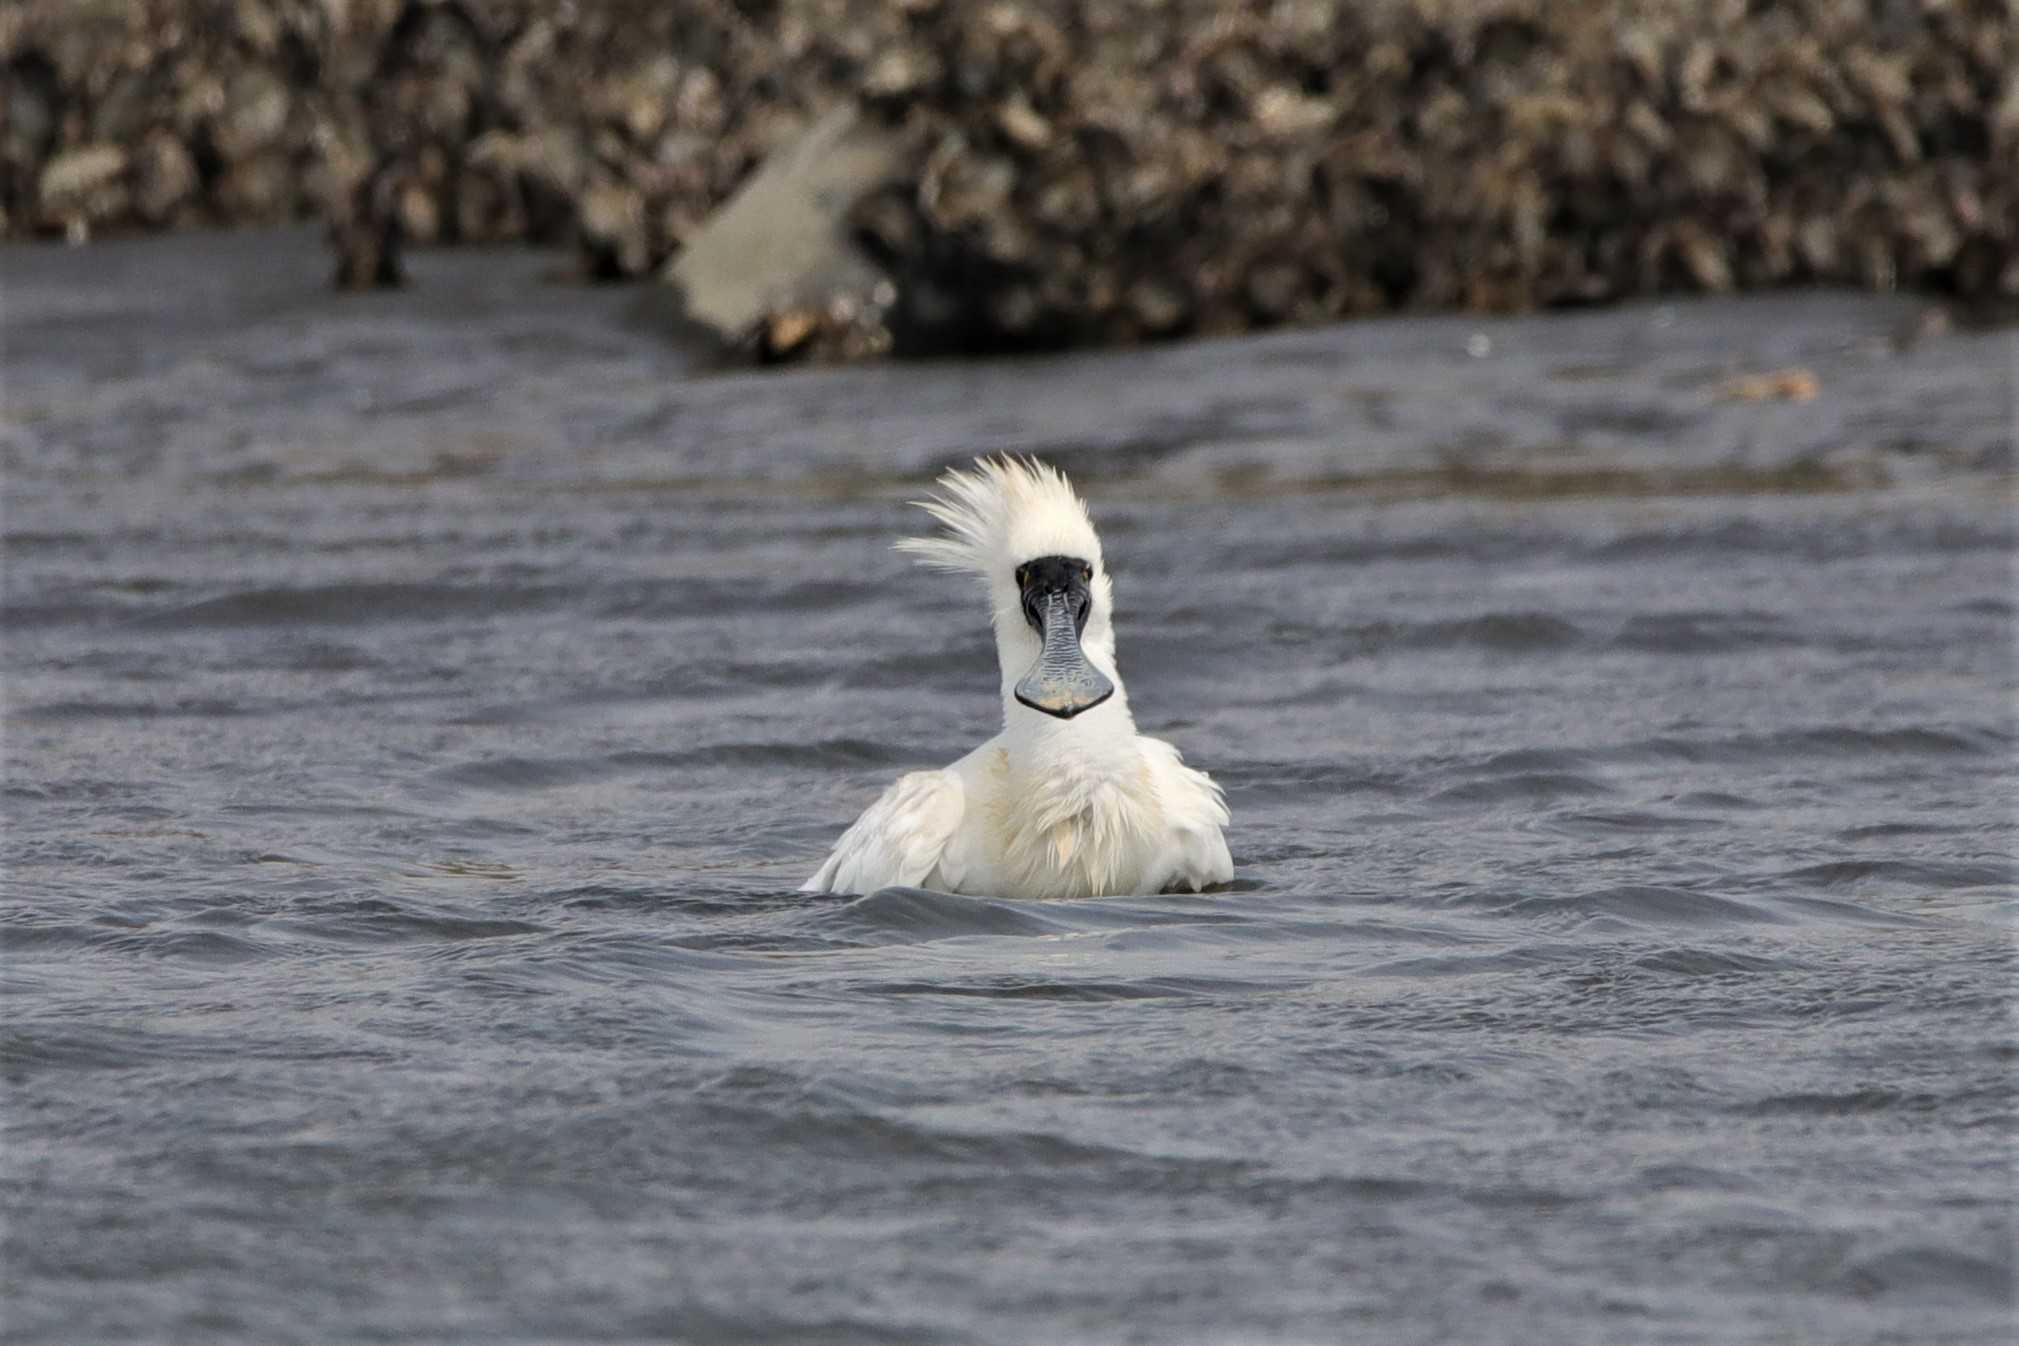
[803,457,1232,900]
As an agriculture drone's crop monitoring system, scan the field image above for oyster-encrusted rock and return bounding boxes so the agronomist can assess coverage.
[0,0,2009,361]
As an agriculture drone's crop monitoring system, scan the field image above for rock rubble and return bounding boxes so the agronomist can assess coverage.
[3,0,2011,360]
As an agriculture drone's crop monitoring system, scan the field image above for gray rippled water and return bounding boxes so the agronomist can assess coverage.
[3,230,2016,1344]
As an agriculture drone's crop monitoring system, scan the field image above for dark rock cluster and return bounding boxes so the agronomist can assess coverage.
[844,0,2018,353]
[3,0,354,240]
[320,0,908,287]
[4,0,2013,359]
[2,0,898,276]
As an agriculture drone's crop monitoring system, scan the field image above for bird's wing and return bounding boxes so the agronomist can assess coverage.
[801,769,966,895]
[1159,815,1234,893]
[1143,738,1234,893]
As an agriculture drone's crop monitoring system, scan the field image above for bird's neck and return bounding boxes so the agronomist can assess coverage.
[991,614,1137,776]
[996,685,1140,781]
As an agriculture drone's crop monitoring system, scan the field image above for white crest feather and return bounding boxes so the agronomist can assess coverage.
[895,456,1103,578]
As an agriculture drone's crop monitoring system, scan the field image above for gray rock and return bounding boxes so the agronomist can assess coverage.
[579,181,648,278]
[659,103,900,342]
[134,132,198,223]
[38,144,129,231]
[219,69,292,159]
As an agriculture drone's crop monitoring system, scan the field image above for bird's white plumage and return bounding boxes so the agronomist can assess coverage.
[896,456,1104,581]
[802,769,964,895]
[803,457,1232,900]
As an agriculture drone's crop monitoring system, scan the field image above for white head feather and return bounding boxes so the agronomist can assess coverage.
[895,456,1103,578]
[896,456,1121,689]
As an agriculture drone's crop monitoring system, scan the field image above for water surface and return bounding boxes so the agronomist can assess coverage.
[3,230,2015,1344]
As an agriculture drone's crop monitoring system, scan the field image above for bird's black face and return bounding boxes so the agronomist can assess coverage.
[1012,555,1114,720]
[1015,556,1095,634]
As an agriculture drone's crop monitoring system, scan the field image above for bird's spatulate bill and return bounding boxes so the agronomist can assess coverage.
[1014,591,1114,719]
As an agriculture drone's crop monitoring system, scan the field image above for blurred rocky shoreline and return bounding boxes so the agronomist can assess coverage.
[5,0,2015,361]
